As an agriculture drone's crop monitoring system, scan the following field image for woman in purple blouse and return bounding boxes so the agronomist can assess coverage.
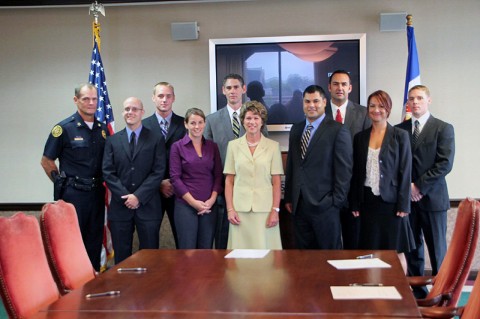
[170,108,223,249]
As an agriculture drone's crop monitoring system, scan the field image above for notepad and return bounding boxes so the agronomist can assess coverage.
[224,249,270,258]
[327,258,391,269]
[331,286,402,300]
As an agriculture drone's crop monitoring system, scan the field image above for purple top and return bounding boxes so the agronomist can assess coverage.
[170,134,223,205]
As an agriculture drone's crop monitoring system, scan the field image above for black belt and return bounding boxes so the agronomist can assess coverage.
[66,176,102,191]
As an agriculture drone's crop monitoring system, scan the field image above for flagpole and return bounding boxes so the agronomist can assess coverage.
[88,1,114,272]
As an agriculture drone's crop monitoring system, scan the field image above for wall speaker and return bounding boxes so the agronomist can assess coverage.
[380,12,407,32]
[171,22,199,41]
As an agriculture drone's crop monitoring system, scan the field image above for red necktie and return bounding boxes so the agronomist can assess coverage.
[335,109,343,123]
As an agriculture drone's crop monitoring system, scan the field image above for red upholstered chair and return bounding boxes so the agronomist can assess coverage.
[420,272,480,318]
[0,213,60,318]
[409,198,480,308]
[40,200,96,295]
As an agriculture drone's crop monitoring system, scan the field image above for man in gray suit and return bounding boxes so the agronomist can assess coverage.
[285,85,353,249]
[396,85,455,298]
[326,70,371,249]
[204,73,267,248]
[103,97,166,264]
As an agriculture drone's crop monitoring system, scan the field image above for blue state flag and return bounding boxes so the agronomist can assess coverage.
[403,24,421,120]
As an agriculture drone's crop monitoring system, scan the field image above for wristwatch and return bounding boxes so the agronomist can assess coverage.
[272,207,280,212]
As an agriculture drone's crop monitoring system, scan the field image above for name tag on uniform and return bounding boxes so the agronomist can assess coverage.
[74,137,84,141]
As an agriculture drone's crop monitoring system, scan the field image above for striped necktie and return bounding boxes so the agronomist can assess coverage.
[160,120,168,138]
[232,112,240,138]
[301,124,313,159]
[412,120,420,146]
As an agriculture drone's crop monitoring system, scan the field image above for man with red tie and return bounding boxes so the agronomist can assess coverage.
[326,70,370,250]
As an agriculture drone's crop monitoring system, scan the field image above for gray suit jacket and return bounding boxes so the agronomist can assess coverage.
[102,127,166,221]
[326,100,371,139]
[396,115,455,211]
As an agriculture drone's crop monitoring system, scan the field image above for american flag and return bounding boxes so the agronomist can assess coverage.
[89,39,115,134]
[89,37,114,271]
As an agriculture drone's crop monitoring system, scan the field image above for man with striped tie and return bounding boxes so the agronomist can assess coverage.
[143,82,186,248]
[204,73,267,249]
[284,85,352,249]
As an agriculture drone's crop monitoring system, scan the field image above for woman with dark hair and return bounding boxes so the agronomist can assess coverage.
[224,101,284,249]
[170,108,223,249]
[349,90,415,273]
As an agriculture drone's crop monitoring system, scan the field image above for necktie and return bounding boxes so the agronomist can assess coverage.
[412,120,420,146]
[160,120,168,138]
[130,131,136,156]
[232,112,240,138]
[335,109,343,123]
[301,124,313,159]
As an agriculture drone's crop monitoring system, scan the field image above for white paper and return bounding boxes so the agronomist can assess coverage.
[327,258,391,269]
[331,286,402,300]
[224,249,270,259]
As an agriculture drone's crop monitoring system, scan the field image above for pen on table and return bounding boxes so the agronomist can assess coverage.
[349,283,384,287]
[86,291,121,298]
[117,267,147,273]
[356,254,373,259]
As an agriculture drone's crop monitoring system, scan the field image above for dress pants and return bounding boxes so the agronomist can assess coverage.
[294,194,342,249]
[214,195,229,249]
[406,202,447,298]
[110,215,162,264]
[62,185,105,271]
[340,205,360,249]
[174,201,217,249]
[161,195,178,248]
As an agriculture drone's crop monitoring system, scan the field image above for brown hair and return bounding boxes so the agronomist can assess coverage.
[240,101,268,128]
[368,90,392,117]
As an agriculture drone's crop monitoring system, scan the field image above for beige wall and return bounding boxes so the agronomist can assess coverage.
[0,0,479,203]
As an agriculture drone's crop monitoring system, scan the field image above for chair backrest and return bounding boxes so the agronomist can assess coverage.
[461,267,480,319]
[0,213,60,318]
[427,198,480,307]
[40,200,96,295]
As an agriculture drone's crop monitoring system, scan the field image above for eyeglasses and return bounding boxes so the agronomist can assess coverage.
[124,107,143,113]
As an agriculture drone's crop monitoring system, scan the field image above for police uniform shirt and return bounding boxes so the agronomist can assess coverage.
[43,112,108,178]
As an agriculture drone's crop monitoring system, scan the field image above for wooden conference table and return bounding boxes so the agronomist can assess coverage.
[34,249,421,318]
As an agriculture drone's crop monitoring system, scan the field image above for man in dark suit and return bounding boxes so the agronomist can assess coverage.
[204,73,267,248]
[326,70,371,249]
[284,85,353,249]
[103,97,166,264]
[142,82,186,248]
[396,85,455,298]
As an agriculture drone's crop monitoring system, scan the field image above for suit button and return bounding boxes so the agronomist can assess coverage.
[131,167,135,170]
[132,183,136,187]
[380,174,383,178]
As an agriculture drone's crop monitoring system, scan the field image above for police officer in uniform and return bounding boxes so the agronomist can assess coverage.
[41,83,108,271]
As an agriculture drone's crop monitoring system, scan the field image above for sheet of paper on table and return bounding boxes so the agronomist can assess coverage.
[225,249,270,259]
[331,286,402,300]
[327,258,391,269]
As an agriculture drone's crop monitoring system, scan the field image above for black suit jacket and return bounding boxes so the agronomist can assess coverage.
[284,117,353,214]
[102,127,166,221]
[396,115,455,211]
[325,100,371,139]
[349,124,412,213]
[142,112,186,179]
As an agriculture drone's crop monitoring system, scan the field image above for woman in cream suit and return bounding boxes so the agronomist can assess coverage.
[224,101,284,249]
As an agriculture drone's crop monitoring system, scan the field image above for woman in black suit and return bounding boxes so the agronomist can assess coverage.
[349,90,415,273]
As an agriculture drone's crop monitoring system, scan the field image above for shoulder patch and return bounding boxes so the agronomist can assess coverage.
[51,125,63,138]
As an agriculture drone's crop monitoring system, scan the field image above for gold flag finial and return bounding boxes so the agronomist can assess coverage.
[406,14,413,27]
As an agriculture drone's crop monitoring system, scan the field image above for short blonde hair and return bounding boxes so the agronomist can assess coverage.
[240,101,268,128]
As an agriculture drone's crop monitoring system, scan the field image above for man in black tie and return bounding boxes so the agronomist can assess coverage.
[103,97,166,263]
[142,82,186,248]
[396,85,455,298]
[285,85,353,249]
